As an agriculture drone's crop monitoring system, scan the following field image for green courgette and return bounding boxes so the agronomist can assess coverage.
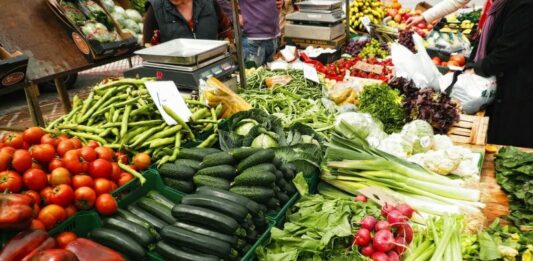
[174,159,201,170]
[156,241,219,261]
[173,222,237,245]
[160,225,231,258]
[285,182,297,195]
[193,175,230,190]
[89,228,146,258]
[147,190,176,209]
[274,170,284,181]
[137,198,176,224]
[159,163,195,179]
[201,152,235,167]
[181,194,250,222]
[179,148,209,161]
[116,209,159,237]
[267,198,280,210]
[236,149,275,173]
[103,217,156,246]
[240,163,276,176]
[164,178,195,193]
[233,171,276,186]
[229,147,262,161]
[171,204,239,234]
[195,186,262,216]
[229,186,274,203]
[127,205,168,231]
[273,157,282,168]
[195,165,236,179]
[277,192,290,204]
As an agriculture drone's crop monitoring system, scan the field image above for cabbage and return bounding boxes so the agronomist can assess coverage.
[251,134,279,148]
[101,0,115,11]
[112,13,126,26]
[114,6,125,15]
[125,9,142,23]
[234,119,258,136]
[138,23,143,33]
[335,112,384,139]
[123,19,141,33]
[401,120,434,138]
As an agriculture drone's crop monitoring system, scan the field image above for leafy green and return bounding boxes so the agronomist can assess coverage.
[358,84,406,134]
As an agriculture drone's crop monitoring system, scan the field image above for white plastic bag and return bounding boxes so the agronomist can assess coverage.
[440,72,497,114]
[391,34,442,90]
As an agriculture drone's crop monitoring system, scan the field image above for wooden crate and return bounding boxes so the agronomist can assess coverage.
[448,114,489,145]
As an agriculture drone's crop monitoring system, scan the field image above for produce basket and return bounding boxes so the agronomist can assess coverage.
[0,47,28,87]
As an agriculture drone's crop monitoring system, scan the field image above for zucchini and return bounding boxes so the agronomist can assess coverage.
[137,198,176,224]
[127,205,168,231]
[229,147,262,161]
[195,186,262,216]
[89,228,146,258]
[274,170,284,182]
[116,209,158,237]
[273,157,282,168]
[283,169,295,181]
[237,149,275,173]
[195,165,236,179]
[240,163,276,176]
[277,179,289,191]
[229,186,274,203]
[245,229,258,243]
[267,198,280,210]
[156,241,219,261]
[159,163,195,179]
[201,152,234,167]
[277,192,290,204]
[233,171,276,186]
[173,222,237,245]
[253,215,267,227]
[174,159,201,170]
[164,178,195,193]
[147,190,176,209]
[160,225,231,258]
[179,148,216,161]
[193,175,230,190]
[171,204,239,234]
[286,162,298,173]
[181,194,250,222]
[103,217,155,245]
[285,182,297,195]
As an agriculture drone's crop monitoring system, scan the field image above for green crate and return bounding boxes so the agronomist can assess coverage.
[48,210,102,236]
[266,193,300,225]
[241,223,274,261]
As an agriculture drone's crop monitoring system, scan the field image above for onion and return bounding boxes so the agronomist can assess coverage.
[360,216,377,231]
[396,203,414,218]
[375,221,390,231]
[354,228,372,246]
[373,230,395,252]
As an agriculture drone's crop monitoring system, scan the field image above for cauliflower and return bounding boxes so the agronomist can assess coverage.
[432,135,454,150]
[401,120,434,138]
[499,245,519,259]
[377,134,413,158]
[408,150,460,175]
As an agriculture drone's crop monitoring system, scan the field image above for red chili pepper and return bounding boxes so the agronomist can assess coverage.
[65,238,124,261]
[28,249,78,261]
[21,237,57,261]
[0,230,50,261]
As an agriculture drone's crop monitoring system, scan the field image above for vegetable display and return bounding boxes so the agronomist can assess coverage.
[358,84,406,134]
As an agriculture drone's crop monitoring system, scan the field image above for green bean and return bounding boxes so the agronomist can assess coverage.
[201,123,213,132]
[120,105,132,138]
[163,105,195,140]
[196,119,218,124]
[72,95,82,109]
[196,133,217,148]
[68,131,107,144]
[215,104,223,118]
[128,120,164,127]
[157,155,171,166]
[148,137,175,148]
[161,148,173,155]
[118,161,146,185]
[92,95,130,117]
[110,128,119,140]
[185,99,209,107]
[130,105,151,117]
[64,106,81,123]
[100,123,121,128]
[99,128,112,137]
[78,87,117,123]
[121,126,149,144]
[191,108,209,122]
[169,132,182,161]
[80,92,94,116]
[129,125,165,148]
[147,125,182,141]
[103,144,122,149]
[57,124,105,133]
[112,108,123,123]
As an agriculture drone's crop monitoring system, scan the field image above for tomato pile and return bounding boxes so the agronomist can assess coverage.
[0,128,150,231]
[306,57,394,82]
[353,203,415,261]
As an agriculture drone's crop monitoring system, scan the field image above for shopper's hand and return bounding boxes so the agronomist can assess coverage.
[406,15,425,28]
[239,15,244,27]
[276,0,283,10]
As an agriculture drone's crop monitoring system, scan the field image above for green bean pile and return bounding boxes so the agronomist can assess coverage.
[47,78,220,164]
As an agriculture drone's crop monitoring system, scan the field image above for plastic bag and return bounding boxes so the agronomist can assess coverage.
[200,77,252,119]
[391,33,442,90]
[440,72,497,114]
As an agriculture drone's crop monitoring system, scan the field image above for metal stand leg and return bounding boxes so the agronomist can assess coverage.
[54,78,72,113]
[128,57,133,68]
[25,82,45,127]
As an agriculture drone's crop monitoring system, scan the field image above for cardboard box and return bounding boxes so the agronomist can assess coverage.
[0,47,28,87]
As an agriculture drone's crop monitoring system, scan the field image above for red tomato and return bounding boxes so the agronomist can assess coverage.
[94,178,113,195]
[110,163,121,181]
[94,147,114,161]
[110,182,117,192]
[31,144,56,164]
[21,142,30,150]
[115,151,128,164]
[2,133,23,149]
[46,184,74,207]
[133,153,151,170]
[41,134,59,147]
[23,190,41,205]
[40,186,53,204]
[31,161,43,170]
[0,151,12,171]
[80,147,97,162]
[72,175,94,189]
[23,127,46,145]
[74,186,96,210]
[57,140,76,157]
[0,146,15,155]
[86,140,100,149]
[38,204,67,229]
[0,170,22,192]
[88,159,112,179]
[23,169,48,191]
[12,149,32,172]
[95,193,117,216]
[118,172,134,187]
[30,219,46,230]
[57,134,70,142]
[70,138,82,149]
[63,150,87,174]
[33,203,41,218]
[48,158,64,171]
[65,204,77,217]
[56,231,77,248]
[50,167,71,186]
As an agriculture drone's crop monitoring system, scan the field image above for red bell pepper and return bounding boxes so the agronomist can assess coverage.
[22,237,57,261]
[29,249,79,261]
[0,229,49,261]
[65,238,125,261]
[0,194,35,230]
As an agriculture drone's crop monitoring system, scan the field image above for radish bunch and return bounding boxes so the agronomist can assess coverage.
[353,203,414,261]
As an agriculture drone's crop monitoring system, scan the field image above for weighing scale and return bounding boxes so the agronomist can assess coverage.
[285,1,346,41]
[124,39,237,90]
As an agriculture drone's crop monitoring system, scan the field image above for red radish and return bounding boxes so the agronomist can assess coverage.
[375,221,390,231]
[361,216,377,230]
[360,244,375,257]
[371,252,389,261]
[354,228,372,246]
[397,224,413,243]
[395,237,407,254]
[387,210,407,225]
[354,195,367,202]
[381,204,395,218]
[387,251,400,261]
[373,230,395,252]
[396,204,414,218]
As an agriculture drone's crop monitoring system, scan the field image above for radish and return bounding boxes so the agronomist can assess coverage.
[387,251,400,261]
[375,221,390,231]
[354,195,367,202]
[386,210,407,225]
[396,224,413,243]
[360,244,375,257]
[371,252,389,261]
[396,203,414,218]
[381,203,395,218]
[354,228,372,246]
[373,230,395,252]
[395,237,407,254]
[361,216,377,230]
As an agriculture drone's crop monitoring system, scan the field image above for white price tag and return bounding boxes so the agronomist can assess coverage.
[361,16,372,33]
[303,63,320,83]
[145,81,192,124]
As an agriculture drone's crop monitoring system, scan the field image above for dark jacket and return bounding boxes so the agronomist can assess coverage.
[471,0,533,148]
[144,0,219,43]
